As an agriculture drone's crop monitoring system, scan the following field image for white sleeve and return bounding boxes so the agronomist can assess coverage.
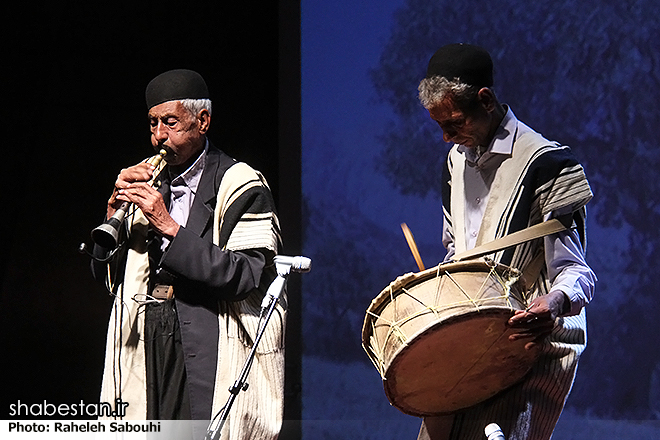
[544,210,597,316]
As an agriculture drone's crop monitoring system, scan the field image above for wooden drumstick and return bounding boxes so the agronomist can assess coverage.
[401,223,425,272]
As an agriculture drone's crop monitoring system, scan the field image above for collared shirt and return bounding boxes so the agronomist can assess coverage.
[459,106,518,249]
[443,107,596,315]
[161,141,208,249]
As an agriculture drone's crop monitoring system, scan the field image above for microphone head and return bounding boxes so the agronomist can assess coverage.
[484,423,505,440]
[274,255,312,273]
[291,256,312,272]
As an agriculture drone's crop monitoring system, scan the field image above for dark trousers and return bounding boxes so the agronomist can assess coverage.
[145,299,192,420]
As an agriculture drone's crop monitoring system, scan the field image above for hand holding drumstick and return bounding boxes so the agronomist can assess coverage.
[508,290,569,350]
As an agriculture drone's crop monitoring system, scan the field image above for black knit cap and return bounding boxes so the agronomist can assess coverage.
[426,43,493,88]
[145,69,210,109]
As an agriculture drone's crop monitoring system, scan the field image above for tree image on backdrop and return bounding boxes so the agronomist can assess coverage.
[369,0,660,419]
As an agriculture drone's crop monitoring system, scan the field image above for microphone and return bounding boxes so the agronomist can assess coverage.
[484,423,506,440]
[78,242,119,263]
[260,256,311,313]
[274,255,312,273]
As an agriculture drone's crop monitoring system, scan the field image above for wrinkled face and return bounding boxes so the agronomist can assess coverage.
[428,94,492,149]
[148,101,208,167]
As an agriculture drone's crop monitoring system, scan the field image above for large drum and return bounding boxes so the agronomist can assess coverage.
[362,259,540,417]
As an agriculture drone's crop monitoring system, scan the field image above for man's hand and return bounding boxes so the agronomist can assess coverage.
[507,290,568,350]
[107,163,156,216]
[108,163,180,240]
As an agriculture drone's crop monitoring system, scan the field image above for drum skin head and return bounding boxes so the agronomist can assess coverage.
[383,308,540,416]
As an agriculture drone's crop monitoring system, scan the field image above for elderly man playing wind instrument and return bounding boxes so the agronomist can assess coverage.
[91,69,284,440]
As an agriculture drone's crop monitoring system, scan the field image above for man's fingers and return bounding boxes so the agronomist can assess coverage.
[115,164,156,188]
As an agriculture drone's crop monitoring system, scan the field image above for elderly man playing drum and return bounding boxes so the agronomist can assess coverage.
[415,44,597,440]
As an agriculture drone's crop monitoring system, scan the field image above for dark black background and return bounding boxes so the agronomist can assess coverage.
[1,2,301,437]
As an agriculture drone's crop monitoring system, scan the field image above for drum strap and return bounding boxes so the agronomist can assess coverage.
[451,216,571,263]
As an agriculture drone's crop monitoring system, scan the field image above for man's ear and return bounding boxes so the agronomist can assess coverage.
[477,87,497,112]
[197,109,211,134]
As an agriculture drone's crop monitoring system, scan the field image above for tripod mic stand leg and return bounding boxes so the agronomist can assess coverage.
[205,274,287,440]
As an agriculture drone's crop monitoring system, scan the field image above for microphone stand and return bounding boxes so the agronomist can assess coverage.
[204,261,299,440]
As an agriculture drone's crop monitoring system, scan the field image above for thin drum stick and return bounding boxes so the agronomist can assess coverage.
[401,223,425,272]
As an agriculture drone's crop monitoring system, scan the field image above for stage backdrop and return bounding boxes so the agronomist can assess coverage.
[301,0,660,439]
